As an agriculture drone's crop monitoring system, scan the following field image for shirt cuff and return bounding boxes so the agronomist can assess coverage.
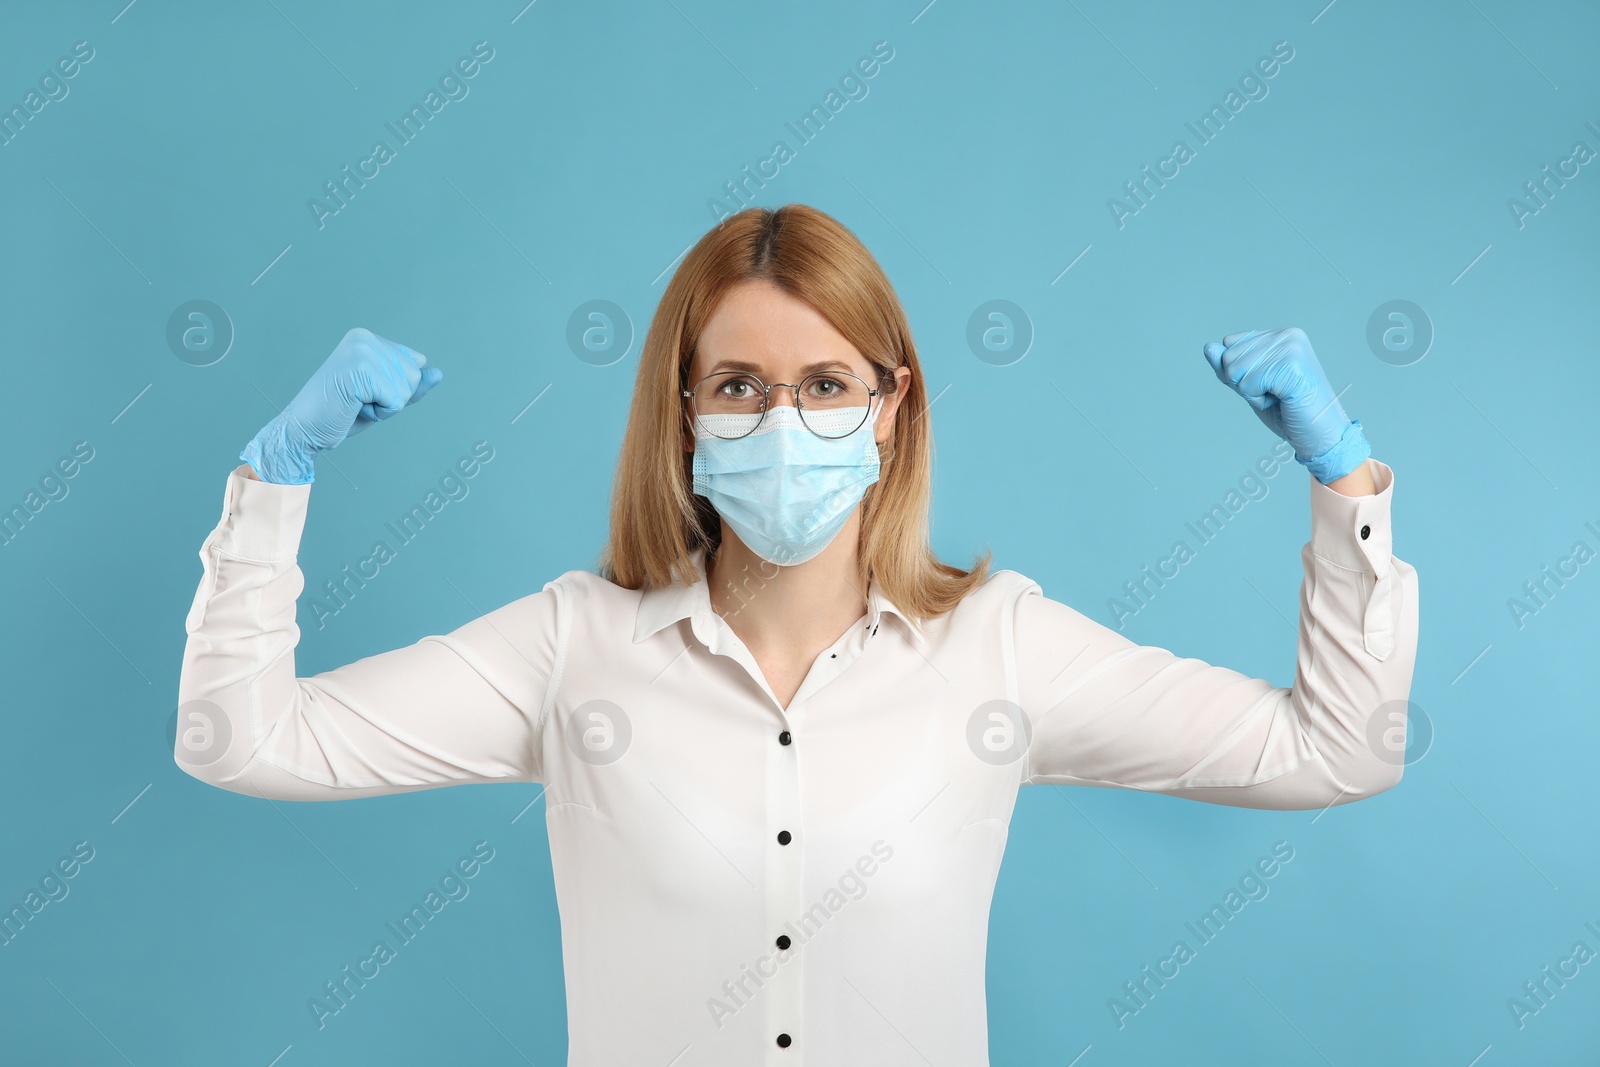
[213,462,312,563]
[1307,457,1394,579]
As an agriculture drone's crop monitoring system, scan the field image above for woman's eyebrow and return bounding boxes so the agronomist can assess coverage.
[710,358,858,375]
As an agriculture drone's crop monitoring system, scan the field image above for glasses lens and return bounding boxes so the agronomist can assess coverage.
[692,372,765,438]
[798,372,872,438]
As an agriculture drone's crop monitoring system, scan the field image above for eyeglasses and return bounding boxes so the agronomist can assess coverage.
[684,370,882,440]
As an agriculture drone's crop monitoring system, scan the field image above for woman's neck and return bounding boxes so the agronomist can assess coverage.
[705,518,870,653]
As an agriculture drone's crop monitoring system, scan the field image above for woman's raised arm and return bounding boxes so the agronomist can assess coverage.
[176,462,563,800]
[176,328,563,801]
[1016,457,1418,810]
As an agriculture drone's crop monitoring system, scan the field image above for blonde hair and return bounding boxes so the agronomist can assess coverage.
[596,203,991,622]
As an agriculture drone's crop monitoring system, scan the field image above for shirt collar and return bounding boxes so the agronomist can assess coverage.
[633,546,927,649]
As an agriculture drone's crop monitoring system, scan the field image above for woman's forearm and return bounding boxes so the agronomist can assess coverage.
[1325,456,1377,497]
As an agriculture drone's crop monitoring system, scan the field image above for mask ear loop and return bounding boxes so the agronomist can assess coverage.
[868,368,897,431]
[868,367,903,464]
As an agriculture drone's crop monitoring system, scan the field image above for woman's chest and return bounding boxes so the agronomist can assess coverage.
[540,635,1026,866]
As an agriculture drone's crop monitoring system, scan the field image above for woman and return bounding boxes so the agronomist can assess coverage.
[177,204,1418,1064]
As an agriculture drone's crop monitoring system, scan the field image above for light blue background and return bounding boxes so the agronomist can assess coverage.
[2,0,1596,1063]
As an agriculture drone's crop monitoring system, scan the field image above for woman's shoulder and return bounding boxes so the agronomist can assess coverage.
[535,565,686,632]
[972,566,1043,602]
[928,566,1042,630]
[539,566,638,607]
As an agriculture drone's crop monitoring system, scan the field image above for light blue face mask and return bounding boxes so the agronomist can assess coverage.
[692,402,882,567]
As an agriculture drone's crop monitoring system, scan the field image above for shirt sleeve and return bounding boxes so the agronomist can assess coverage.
[1016,457,1418,810]
[175,463,563,801]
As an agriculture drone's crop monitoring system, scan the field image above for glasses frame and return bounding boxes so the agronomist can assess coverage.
[683,369,883,440]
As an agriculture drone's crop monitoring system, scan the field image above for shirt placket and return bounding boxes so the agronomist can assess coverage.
[695,603,879,1062]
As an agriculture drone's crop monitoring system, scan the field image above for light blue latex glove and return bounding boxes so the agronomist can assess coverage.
[240,328,443,485]
[1202,327,1370,484]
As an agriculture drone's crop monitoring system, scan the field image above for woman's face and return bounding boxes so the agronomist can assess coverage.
[682,279,911,453]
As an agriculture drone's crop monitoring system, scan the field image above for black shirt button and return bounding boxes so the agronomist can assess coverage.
[777,830,792,845]
[776,1033,792,1048]
[778,730,791,745]
[776,934,791,949]
[1360,524,1371,540]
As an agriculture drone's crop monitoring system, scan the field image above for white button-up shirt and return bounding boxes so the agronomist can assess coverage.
[178,458,1418,1066]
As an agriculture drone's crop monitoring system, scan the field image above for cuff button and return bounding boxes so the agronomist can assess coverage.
[1360,524,1371,540]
